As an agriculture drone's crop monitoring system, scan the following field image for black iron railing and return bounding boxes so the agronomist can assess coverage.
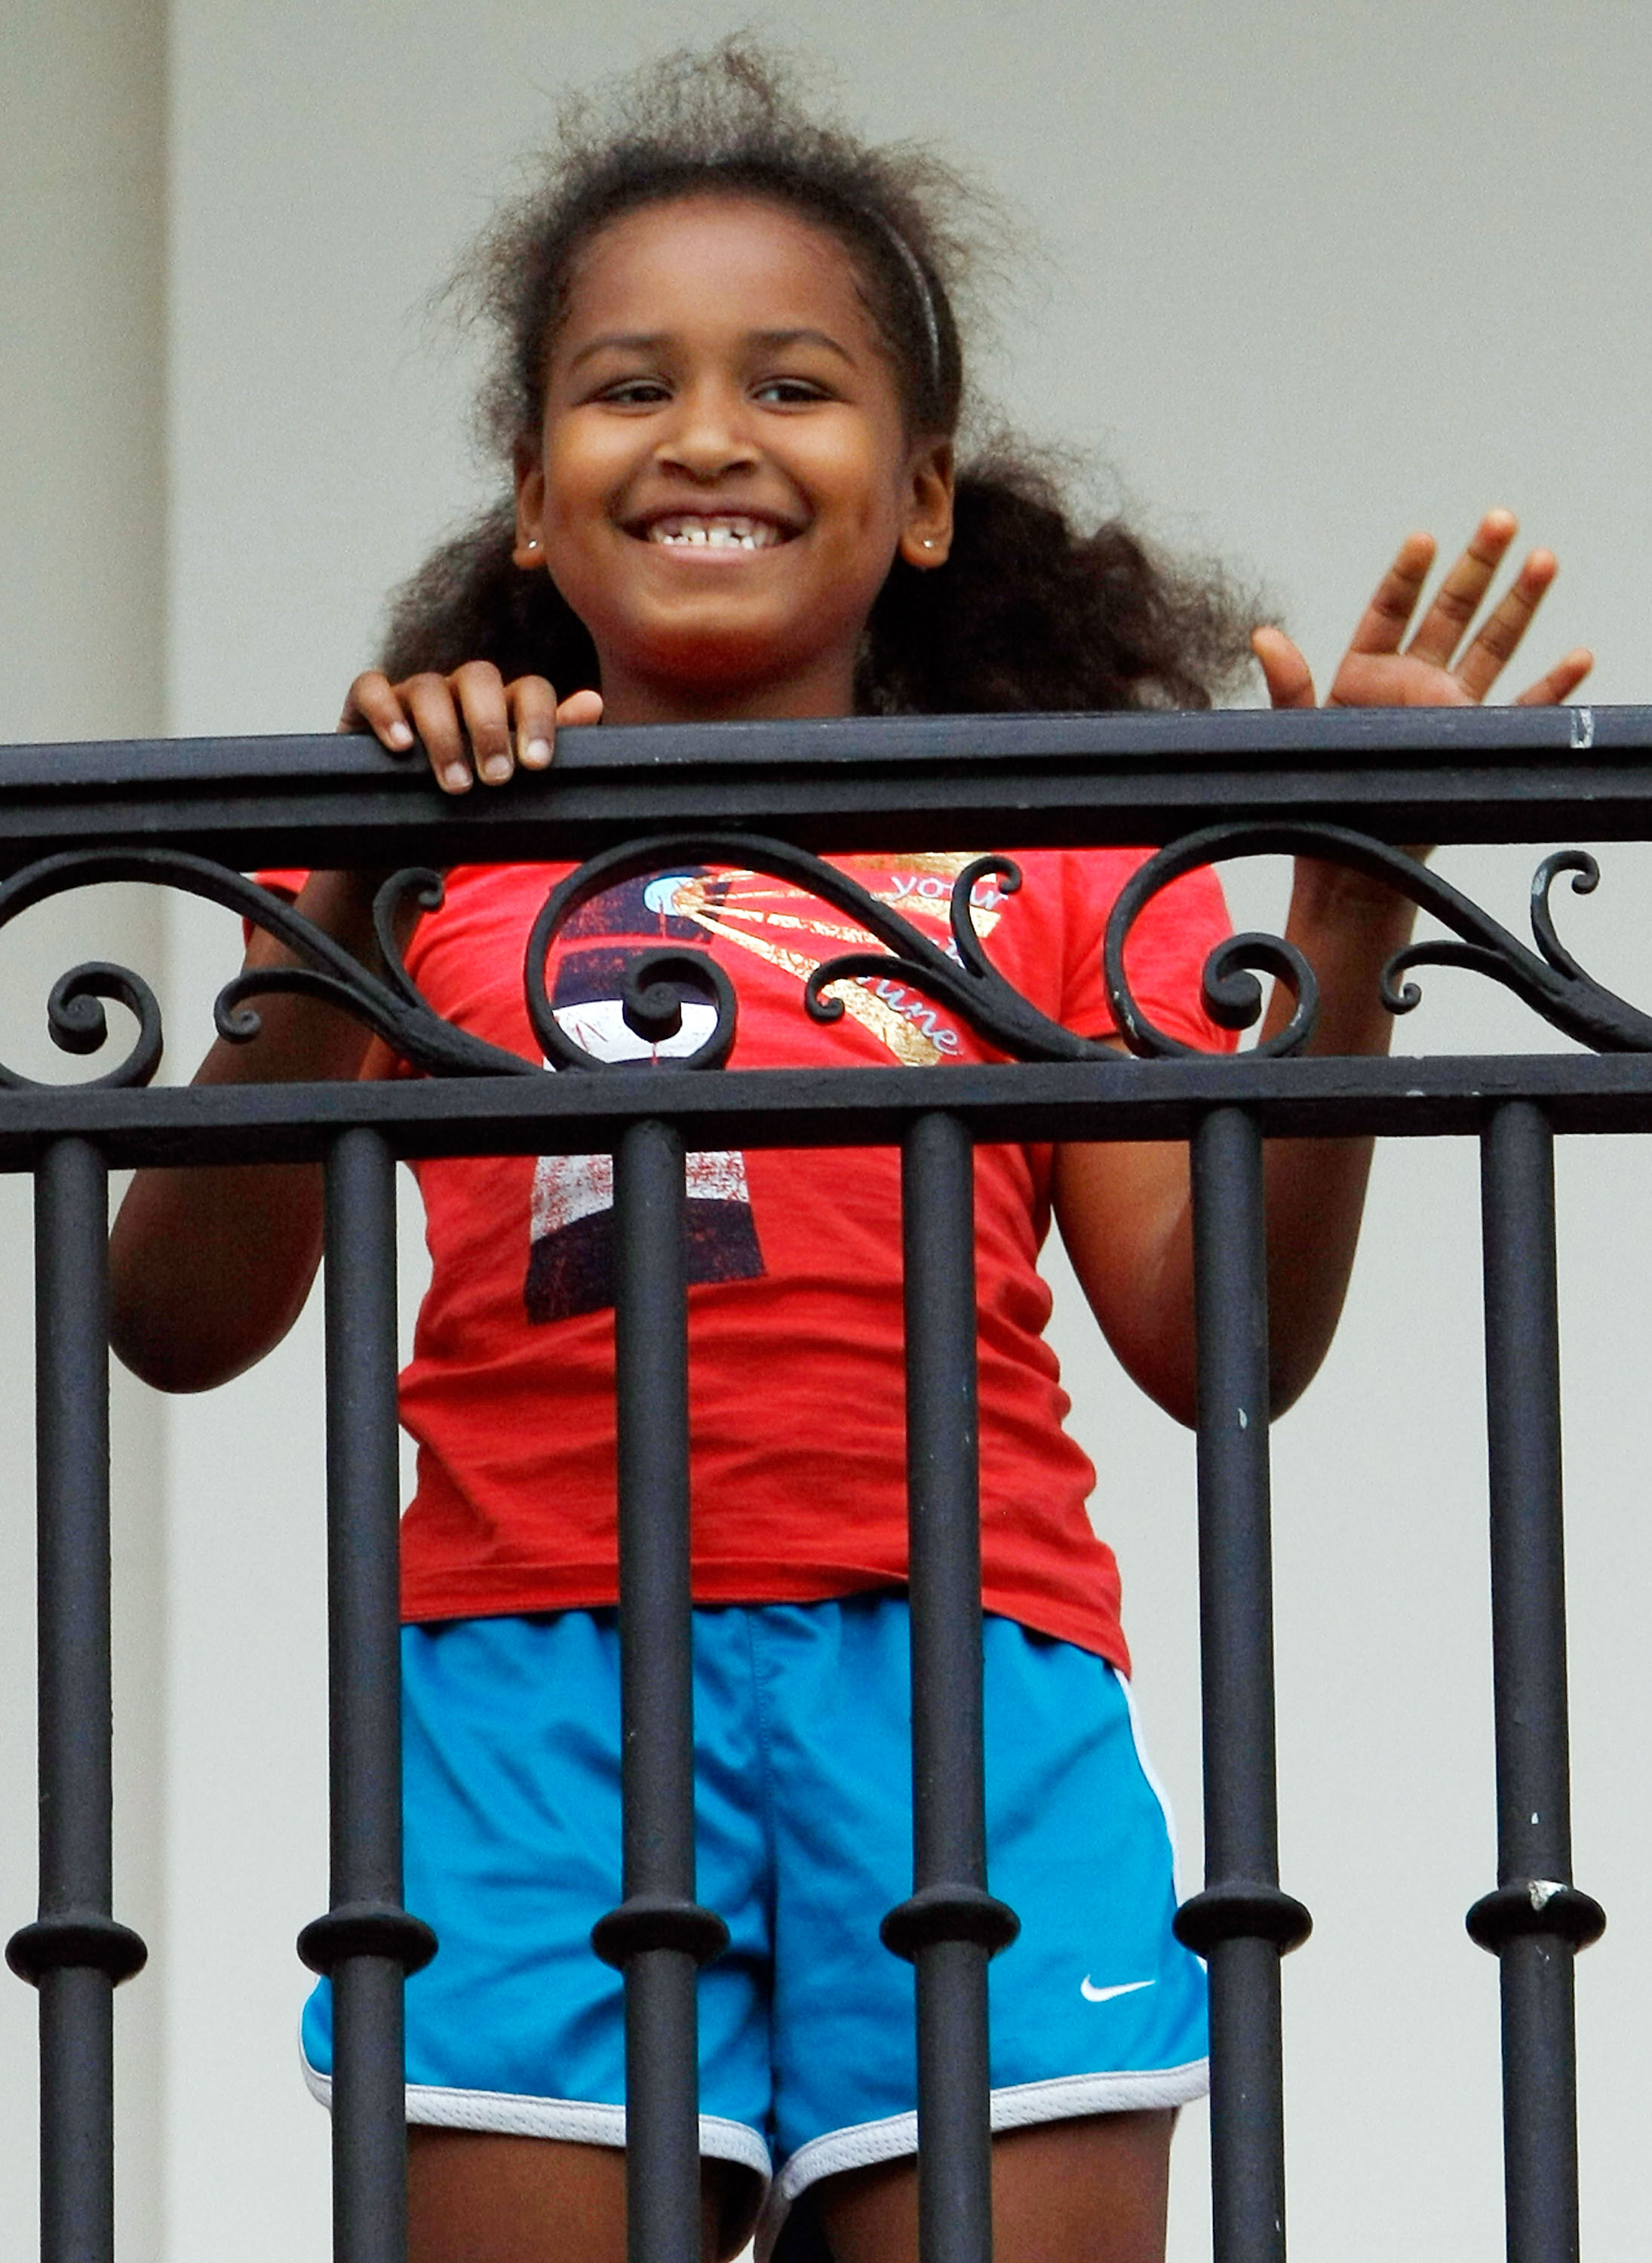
[3,708,1647,2263]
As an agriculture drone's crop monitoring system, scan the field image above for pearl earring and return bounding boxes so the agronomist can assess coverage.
[920,538,936,550]
[526,537,540,551]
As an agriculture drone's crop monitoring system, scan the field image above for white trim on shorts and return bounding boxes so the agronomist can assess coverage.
[1114,1669,1187,1899]
[754,2057,1210,2255]
[299,2047,774,2184]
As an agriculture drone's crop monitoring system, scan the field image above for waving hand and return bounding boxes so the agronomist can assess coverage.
[1253,509,1592,714]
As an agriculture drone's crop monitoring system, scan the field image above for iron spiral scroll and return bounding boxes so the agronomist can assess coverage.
[7,824,1652,1086]
[0,847,533,1089]
[1105,821,1652,1058]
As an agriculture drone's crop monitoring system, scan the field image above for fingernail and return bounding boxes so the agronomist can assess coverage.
[521,737,552,767]
[387,721,414,748]
[443,763,471,792]
[482,754,513,784]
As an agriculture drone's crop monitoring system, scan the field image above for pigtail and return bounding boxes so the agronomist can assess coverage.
[378,500,601,692]
[860,456,1259,715]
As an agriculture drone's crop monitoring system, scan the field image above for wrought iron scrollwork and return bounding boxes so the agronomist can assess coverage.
[11,825,1652,1090]
[551,824,1652,1073]
[1105,822,1652,1058]
[803,848,1116,1062]
[527,840,742,1072]
[0,848,534,1087]
[524,833,1129,1071]
[39,960,166,1091]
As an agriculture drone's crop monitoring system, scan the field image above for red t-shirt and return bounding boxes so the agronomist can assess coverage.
[262,851,1233,1669]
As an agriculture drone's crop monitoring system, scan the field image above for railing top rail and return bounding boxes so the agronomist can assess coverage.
[5,705,1652,868]
[5,1052,1652,1174]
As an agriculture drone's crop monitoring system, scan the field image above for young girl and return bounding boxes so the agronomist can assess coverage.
[109,43,1590,2263]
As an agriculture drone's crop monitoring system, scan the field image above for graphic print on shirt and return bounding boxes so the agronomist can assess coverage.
[525,858,1013,1322]
[668,853,1006,1066]
[526,874,764,1325]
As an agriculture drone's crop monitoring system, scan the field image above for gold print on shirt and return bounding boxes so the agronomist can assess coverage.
[668,856,1007,1067]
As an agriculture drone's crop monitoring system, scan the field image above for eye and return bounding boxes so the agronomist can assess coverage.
[753,377,832,406]
[597,377,671,407]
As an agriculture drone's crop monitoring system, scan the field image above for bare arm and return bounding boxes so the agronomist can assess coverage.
[109,868,395,1391]
[1052,857,1421,1425]
[109,665,602,1392]
[1054,513,1593,1427]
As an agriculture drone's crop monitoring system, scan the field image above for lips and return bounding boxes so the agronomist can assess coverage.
[630,512,795,548]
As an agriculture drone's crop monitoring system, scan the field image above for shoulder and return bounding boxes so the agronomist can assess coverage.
[407,863,573,947]
[990,849,1166,937]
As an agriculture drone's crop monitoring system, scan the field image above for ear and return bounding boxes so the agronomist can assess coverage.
[897,438,955,570]
[513,446,547,570]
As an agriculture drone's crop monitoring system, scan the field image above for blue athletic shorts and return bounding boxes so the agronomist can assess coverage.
[301,1595,1207,2240]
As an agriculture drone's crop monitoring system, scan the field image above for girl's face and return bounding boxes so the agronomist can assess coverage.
[514,192,953,725]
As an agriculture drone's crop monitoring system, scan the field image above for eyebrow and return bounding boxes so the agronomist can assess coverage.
[565,332,668,370]
[565,326,858,372]
[748,327,857,366]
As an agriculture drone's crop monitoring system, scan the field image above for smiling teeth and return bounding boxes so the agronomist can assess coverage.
[648,517,781,548]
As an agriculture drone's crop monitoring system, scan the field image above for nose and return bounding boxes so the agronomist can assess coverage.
[654,379,759,483]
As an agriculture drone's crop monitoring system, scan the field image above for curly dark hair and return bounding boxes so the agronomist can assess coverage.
[379,38,1262,713]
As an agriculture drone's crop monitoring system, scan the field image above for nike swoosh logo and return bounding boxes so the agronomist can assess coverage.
[1079,1977,1155,2004]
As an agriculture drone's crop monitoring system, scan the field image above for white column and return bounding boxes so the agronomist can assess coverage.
[0,5,168,2256]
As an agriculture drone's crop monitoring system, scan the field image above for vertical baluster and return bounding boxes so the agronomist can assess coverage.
[1469,1101,1604,2263]
[592,1119,728,2263]
[7,1138,148,2263]
[881,1111,1018,2263]
[298,1128,436,2263]
[1174,1107,1310,2263]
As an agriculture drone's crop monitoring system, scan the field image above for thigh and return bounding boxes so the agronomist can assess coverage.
[304,1615,774,2255]
[408,2131,748,2263]
[814,2111,1174,2263]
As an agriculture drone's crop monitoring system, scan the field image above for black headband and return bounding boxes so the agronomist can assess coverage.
[869,212,944,405]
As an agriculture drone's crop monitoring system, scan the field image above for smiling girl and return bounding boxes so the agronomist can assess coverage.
[109,42,1590,2263]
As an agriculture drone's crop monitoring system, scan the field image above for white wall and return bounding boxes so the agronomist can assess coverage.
[8,2,1652,2255]
[1,3,168,2256]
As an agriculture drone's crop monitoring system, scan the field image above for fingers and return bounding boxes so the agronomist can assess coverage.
[1251,626,1316,710]
[1328,512,1583,713]
[514,683,605,768]
[455,660,524,787]
[1343,531,1438,656]
[1406,508,1518,671]
[512,675,560,773]
[373,669,601,794]
[339,671,416,753]
[1451,545,1556,702]
[1513,647,1594,708]
[1393,511,1563,702]
[401,671,493,793]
